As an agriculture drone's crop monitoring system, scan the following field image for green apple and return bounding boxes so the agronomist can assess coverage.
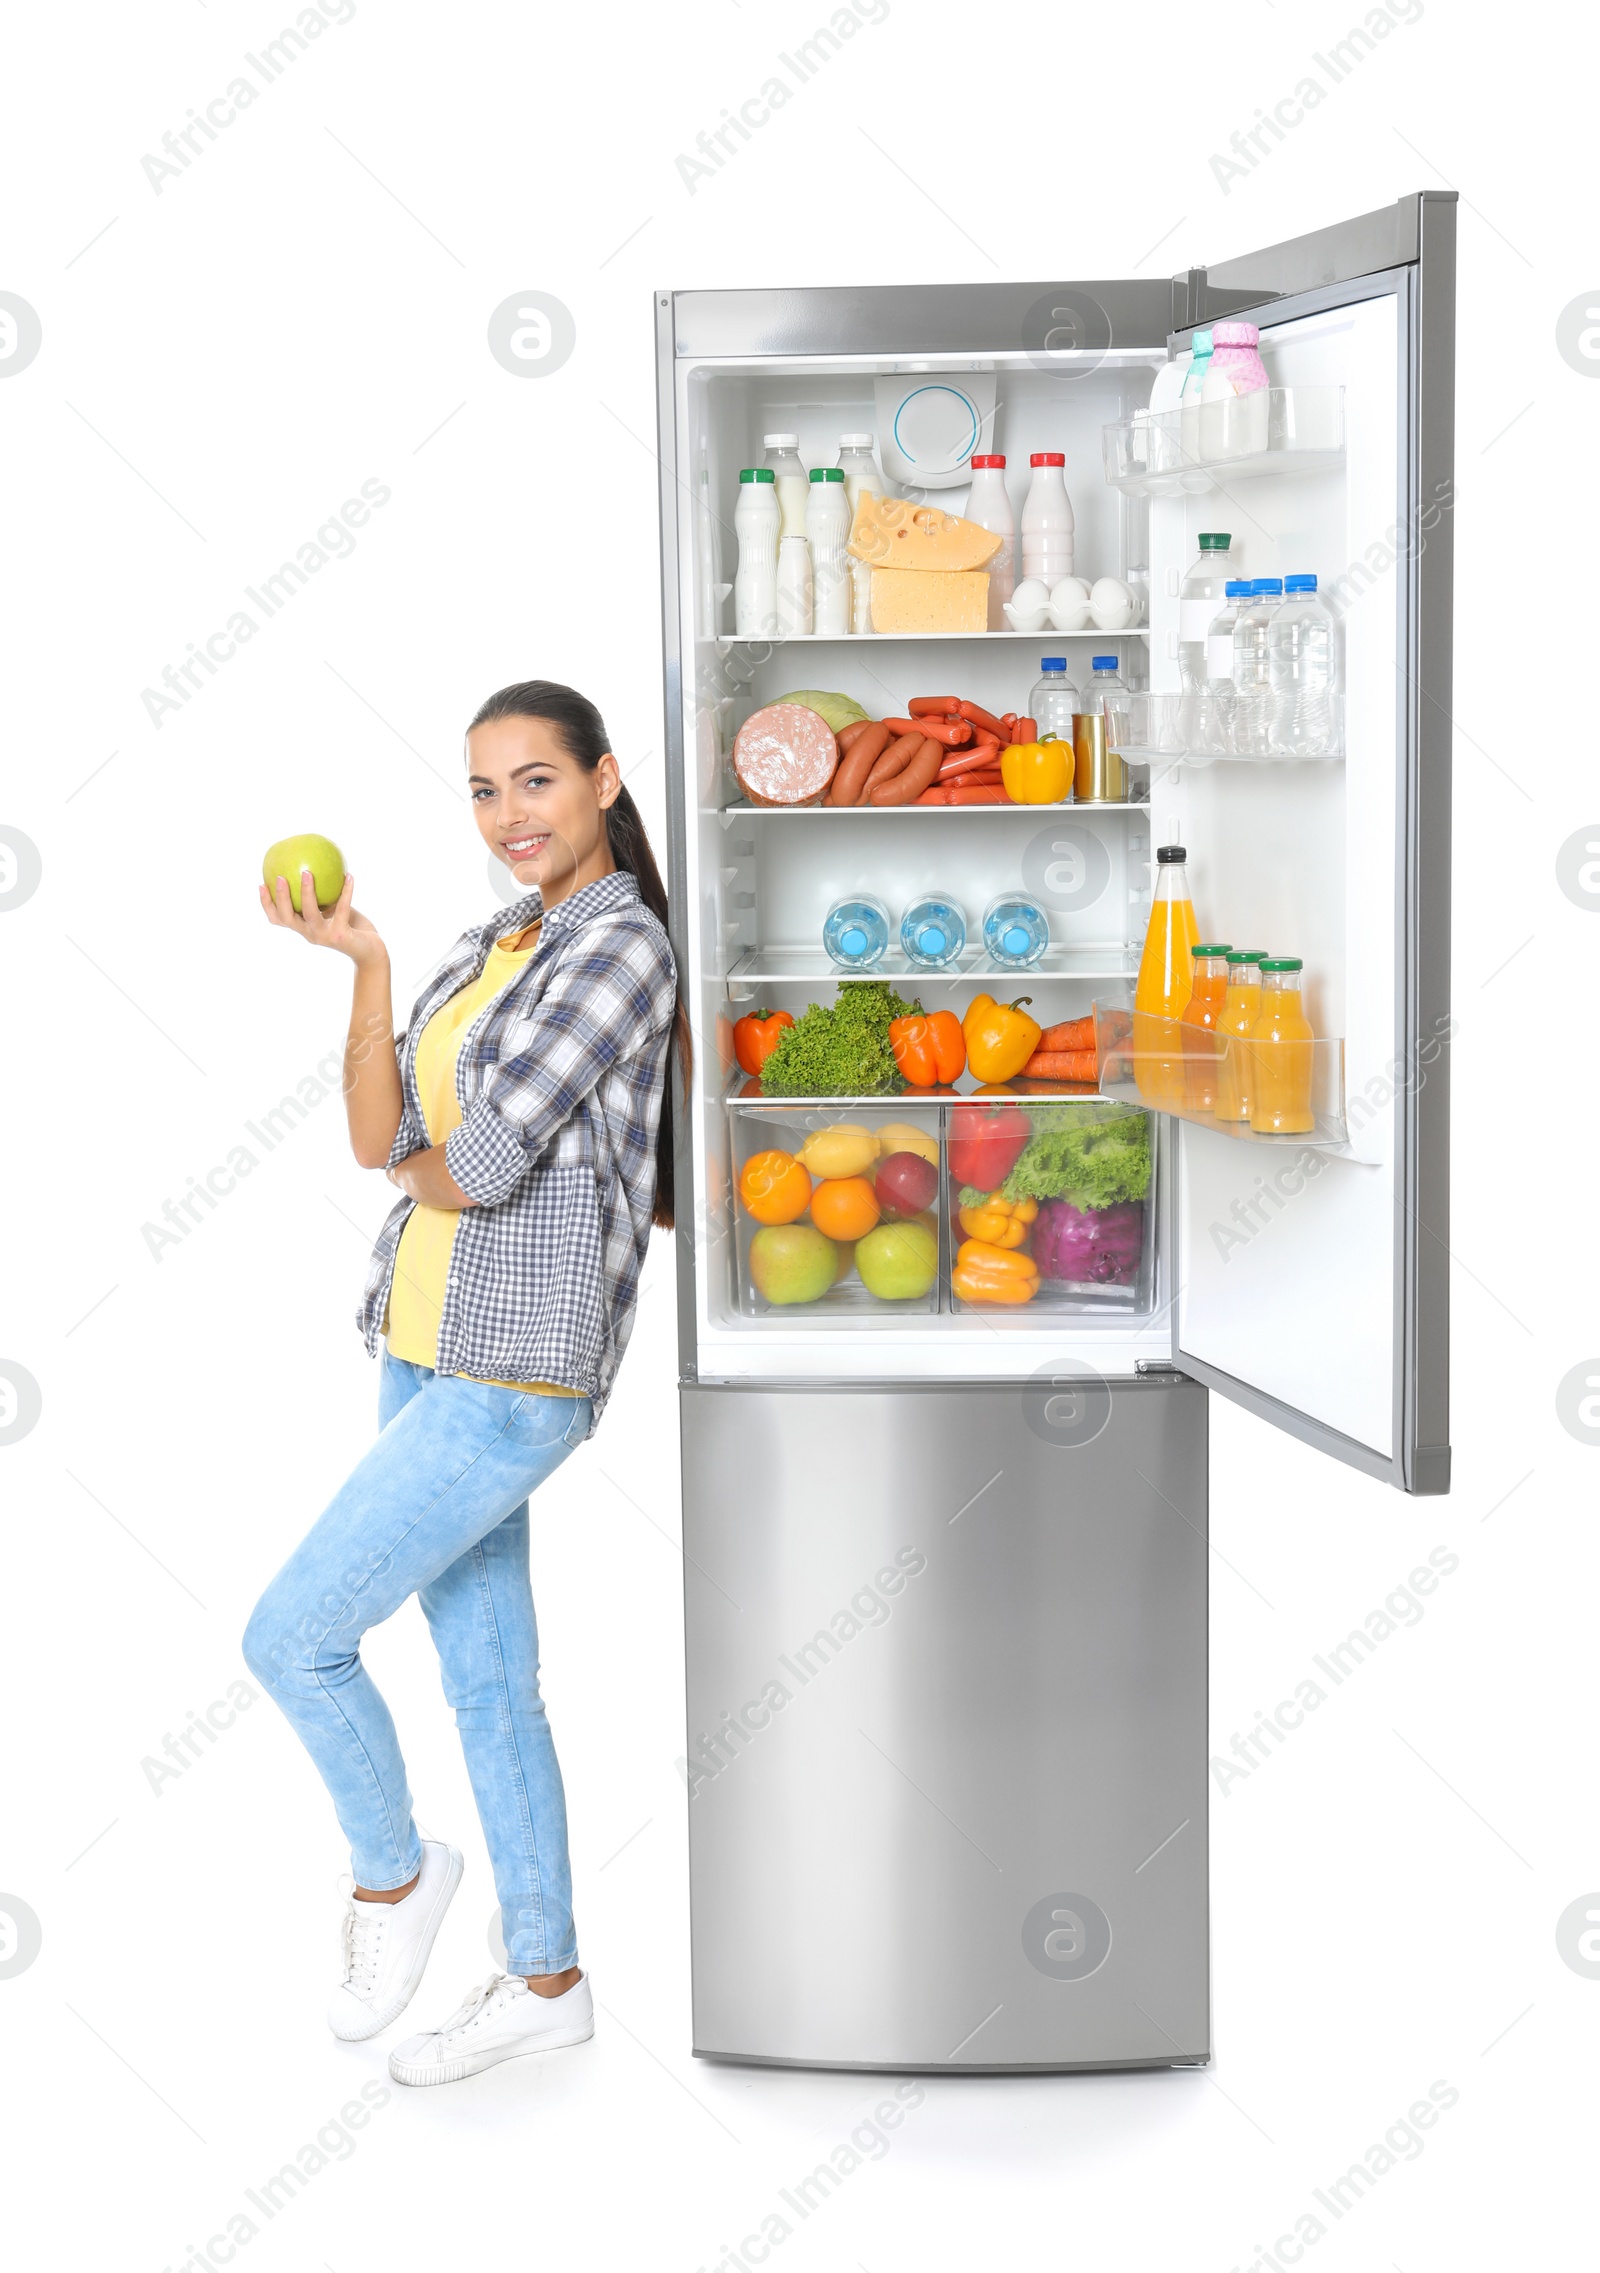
[855,1220,938,1301]
[263,833,346,914]
[749,1222,838,1305]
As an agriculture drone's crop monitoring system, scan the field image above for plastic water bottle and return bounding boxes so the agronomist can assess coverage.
[1230,579,1282,758]
[1178,533,1237,726]
[901,895,967,970]
[1083,655,1130,744]
[1029,657,1080,745]
[983,895,1049,969]
[823,896,890,970]
[1268,573,1337,757]
[1192,580,1249,756]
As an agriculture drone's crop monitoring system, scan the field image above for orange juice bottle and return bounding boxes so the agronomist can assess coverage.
[1248,958,1315,1133]
[1180,945,1233,1113]
[1213,949,1265,1121]
[1134,844,1200,1106]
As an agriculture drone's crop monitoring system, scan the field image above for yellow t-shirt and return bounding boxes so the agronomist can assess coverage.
[385,930,575,1396]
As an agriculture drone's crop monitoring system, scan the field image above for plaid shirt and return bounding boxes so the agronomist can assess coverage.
[356,870,677,1429]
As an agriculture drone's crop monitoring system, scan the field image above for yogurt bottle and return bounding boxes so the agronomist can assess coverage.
[763,433,810,539]
[732,468,780,637]
[1021,453,1075,586]
[806,467,852,636]
[965,454,1015,628]
[837,433,891,515]
[1201,323,1270,461]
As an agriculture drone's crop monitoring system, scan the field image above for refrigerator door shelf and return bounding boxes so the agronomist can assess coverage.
[1095,1007,1351,1152]
[1103,386,1346,497]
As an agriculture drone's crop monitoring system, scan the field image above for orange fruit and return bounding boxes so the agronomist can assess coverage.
[809,1175,881,1242]
[739,1148,813,1225]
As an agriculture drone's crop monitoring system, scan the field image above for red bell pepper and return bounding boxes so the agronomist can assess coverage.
[890,1008,967,1088]
[732,1009,795,1077]
[948,1100,1032,1190]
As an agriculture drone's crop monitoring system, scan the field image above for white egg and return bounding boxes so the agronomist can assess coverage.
[1002,578,1053,632]
[1090,576,1135,629]
[1048,575,1093,631]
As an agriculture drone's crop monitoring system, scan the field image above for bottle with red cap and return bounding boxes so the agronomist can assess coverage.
[965,454,1014,629]
[1021,451,1075,587]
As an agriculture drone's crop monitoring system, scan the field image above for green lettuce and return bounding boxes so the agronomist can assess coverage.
[998,1103,1152,1209]
[759,980,916,1097]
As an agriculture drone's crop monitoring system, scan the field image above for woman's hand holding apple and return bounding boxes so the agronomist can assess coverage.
[260,867,388,970]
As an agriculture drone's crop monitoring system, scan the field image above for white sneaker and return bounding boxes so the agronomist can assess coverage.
[327,1839,463,2042]
[389,1970,594,2087]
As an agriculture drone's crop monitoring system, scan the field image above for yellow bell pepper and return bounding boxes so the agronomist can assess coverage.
[957,1193,1038,1248]
[963,993,1043,1084]
[1000,736,1073,805]
[951,1237,1040,1305]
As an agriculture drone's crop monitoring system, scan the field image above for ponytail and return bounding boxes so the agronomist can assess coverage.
[468,680,691,1230]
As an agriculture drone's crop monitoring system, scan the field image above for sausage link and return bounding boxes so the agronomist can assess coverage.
[914,717,974,748]
[827,720,891,805]
[907,696,961,716]
[957,699,1007,738]
[836,719,877,754]
[870,736,946,805]
[862,729,925,793]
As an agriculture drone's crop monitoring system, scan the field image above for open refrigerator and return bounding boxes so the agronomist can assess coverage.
[654,193,1454,2073]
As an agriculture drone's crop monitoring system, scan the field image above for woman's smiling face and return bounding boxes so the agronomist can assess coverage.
[467,714,620,904]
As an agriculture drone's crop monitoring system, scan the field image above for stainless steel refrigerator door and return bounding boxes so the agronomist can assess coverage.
[681,1378,1208,2072]
[1168,192,1455,1497]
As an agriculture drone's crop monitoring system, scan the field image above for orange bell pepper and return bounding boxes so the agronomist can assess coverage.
[957,1193,1038,1249]
[733,1009,795,1078]
[962,993,1043,1084]
[951,1237,1039,1305]
[890,1007,967,1088]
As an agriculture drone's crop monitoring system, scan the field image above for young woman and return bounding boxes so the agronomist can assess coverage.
[244,680,684,2088]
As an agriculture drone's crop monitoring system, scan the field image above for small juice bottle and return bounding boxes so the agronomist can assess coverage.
[1134,844,1201,1107]
[1212,950,1265,1122]
[1248,958,1315,1133]
[1180,944,1233,1114]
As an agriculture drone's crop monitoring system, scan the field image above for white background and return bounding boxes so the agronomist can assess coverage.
[1,1,1594,2266]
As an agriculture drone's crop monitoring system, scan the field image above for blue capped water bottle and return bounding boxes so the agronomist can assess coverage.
[823,895,890,970]
[900,894,966,971]
[983,894,1049,969]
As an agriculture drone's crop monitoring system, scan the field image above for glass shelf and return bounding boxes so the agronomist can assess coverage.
[1102,387,1345,499]
[715,798,1149,818]
[726,945,1138,986]
[710,628,1151,647]
[723,1074,1111,1107]
[1092,1005,1348,1150]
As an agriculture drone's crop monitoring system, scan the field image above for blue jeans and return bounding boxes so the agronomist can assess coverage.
[243,1350,591,1976]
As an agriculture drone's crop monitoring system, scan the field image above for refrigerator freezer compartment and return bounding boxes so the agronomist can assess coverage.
[728,1101,946,1321]
[1094,1005,1348,1149]
[1102,387,1345,497]
[948,1099,1158,1319]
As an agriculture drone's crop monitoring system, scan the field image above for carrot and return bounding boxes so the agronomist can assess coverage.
[908,696,961,716]
[957,699,1007,738]
[1022,1049,1099,1082]
[915,717,974,747]
[1010,715,1038,744]
[1037,1014,1096,1053]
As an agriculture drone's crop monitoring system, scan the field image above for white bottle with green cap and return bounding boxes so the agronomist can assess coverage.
[734,469,780,637]
[807,467,852,636]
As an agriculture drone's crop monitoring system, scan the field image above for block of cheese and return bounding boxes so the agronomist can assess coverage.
[870,568,989,634]
[848,493,1002,573]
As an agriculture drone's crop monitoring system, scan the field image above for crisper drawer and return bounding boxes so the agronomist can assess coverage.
[725,1093,1158,1322]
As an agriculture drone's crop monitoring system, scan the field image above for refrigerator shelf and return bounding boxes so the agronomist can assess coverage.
[711,629,1151,647]
[1102,386,1346,498]
[726,945,1139,985]
[724,1077,1115,1107]
[716,798,1149,817]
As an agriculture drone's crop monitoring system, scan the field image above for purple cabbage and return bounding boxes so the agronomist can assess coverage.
[1033,1199,1145,1286]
